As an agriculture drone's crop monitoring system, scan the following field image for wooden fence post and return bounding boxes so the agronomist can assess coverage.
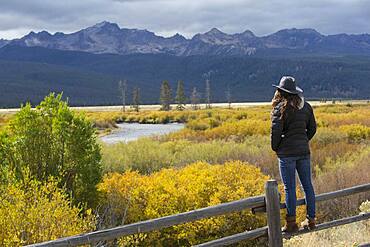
[265,180,283,247]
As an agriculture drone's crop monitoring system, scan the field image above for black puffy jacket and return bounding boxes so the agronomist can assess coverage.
[271,101,316,157]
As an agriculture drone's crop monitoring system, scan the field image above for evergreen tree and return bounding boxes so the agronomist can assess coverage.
[175,80,186,110]
[205,79,211,109]
[160,80,172,111]
[132,87,140,112]
[191,87,200,110]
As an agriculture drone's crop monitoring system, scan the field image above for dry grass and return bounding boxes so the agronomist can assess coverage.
[285,201,370,247]
[284,220,370,247]
[314,148,370,221]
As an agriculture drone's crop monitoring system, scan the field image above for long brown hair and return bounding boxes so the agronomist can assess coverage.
[271,89,302,119]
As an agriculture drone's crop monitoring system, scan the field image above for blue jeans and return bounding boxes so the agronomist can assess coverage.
[278,155,315,218]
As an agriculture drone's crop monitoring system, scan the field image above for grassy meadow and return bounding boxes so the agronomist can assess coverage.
[0,100,369,246]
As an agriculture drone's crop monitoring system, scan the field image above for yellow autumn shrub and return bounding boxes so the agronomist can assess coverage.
[315,105,370,127]
[0,175,95,246]
[203,119,270,140]
[339,124,370,142]
[168,119,270,142]
[98,161,269,246]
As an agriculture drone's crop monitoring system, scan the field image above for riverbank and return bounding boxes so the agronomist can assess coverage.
[0,100,368,113]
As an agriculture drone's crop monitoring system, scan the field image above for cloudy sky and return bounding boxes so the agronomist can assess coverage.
[1,0,369,39]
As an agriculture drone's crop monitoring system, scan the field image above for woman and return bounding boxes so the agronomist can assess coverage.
[271,76,317,233]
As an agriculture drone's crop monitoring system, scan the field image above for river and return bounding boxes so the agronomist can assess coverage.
[100,122,185,144]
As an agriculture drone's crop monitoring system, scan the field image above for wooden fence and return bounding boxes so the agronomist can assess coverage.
[28,180,370,247]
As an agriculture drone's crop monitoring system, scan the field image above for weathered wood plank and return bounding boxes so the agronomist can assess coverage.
[265,180,283,247]
[287,183,370,209]
[283,212,370,238]
[253,183,370,213]
[358,242,370,247]
[193,227,268,247]
[27,195,265,247]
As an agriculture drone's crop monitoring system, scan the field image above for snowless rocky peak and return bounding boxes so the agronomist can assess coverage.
[170,33,187,42]
[262,28,324,48]
[86,21,121,32]
[93,21,119,28]
[205,28,225,35]
[195,28,236,44]
[238,30,256,38]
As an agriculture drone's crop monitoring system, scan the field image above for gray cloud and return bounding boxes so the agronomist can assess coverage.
[0,0,369,39]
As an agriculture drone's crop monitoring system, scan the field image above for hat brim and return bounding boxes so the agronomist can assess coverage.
[272,84,303,95]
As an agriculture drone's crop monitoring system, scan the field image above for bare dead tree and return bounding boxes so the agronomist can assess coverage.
[132,87,140,112]
[191,87,200,110]
[226,84,232,109]
[205,79,211,109]
[118,80,127,112]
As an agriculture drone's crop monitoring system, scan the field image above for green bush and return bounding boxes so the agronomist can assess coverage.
[0,93,102,206]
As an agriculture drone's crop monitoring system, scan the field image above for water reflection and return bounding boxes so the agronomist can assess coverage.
[100,123,185,144]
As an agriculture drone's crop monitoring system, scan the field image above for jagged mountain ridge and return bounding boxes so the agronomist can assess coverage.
[11,22,188,56]
[6,21,370,56]
[0,39,10,48]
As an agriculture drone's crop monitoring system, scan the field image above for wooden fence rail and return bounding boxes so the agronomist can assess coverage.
[253,182,370,213]
[27,181,370,247]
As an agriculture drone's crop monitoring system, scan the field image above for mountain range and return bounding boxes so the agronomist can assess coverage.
[3,21,370,57]
[0,21,370,107]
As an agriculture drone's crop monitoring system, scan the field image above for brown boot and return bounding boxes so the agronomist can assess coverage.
[301,217,316,230]
[282,215,299,233]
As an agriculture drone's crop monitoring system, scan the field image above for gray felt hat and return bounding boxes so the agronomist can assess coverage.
[272,76,303,95]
